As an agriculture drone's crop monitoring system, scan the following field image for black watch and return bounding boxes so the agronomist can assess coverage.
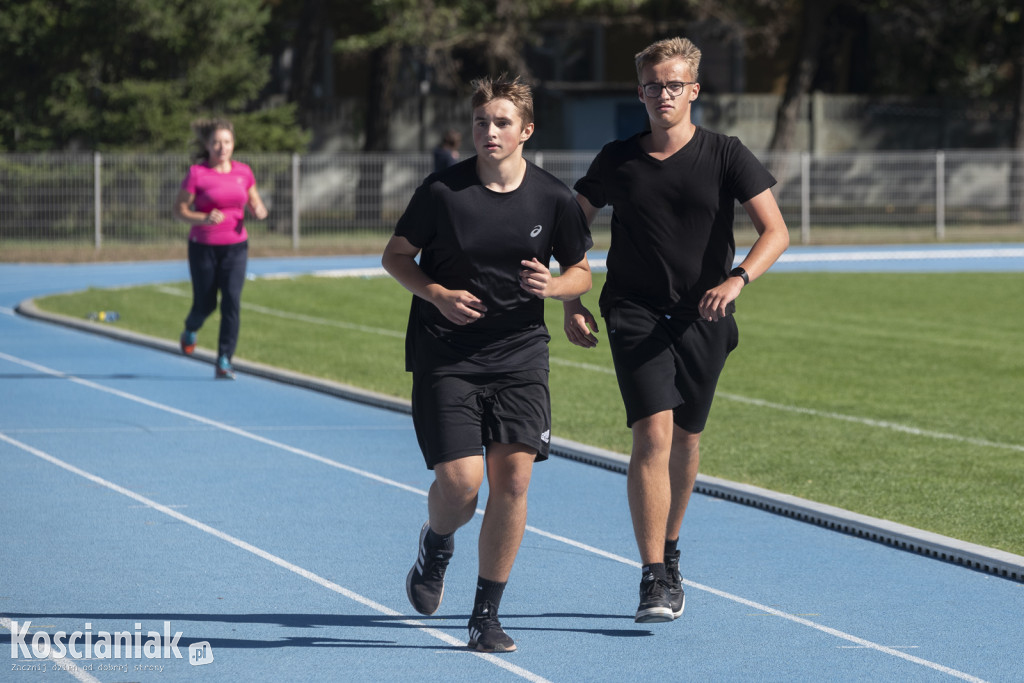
[728,266,749,286]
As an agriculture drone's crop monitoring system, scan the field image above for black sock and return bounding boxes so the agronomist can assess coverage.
[474,576,507,615]
[642,563,667,582]
[664,537,679,558]
[425,526,454,552]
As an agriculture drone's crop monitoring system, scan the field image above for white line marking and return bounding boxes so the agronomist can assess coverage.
[548,359,1023,454]
[0,425,412,435]
[775,248,1024,263]
[0,351,988,681]
[717,392,1024,453]
[153,285,406,339]
[237,247,1024,281]
[0,617,100,683]
[0,432,550,683]
[154,281,1023,454]
[522,526,985,681]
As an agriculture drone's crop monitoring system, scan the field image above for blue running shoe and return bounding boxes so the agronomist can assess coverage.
[180,330,196,355]
[215,355,235,380]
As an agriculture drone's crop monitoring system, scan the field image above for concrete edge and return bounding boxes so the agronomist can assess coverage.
[16,298,1024,583]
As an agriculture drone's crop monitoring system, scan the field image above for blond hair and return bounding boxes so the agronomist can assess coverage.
[635,37,702,83]
[470,75,534,127]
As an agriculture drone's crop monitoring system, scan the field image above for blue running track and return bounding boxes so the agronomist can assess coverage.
[2,245,1023,682]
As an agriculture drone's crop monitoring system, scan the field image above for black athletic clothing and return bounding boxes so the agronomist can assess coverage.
[396,157,593,375]
[574,127,775,319]
[411,369,551,468]
[185,240,248,359]
[606,300,738,430]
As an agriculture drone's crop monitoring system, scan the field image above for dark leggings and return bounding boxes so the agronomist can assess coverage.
[184,240,248,360]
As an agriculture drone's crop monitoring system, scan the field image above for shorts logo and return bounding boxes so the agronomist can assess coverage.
[530,225,543,237]
[540,429,550,443]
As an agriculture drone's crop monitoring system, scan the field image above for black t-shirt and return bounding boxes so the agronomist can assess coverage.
[395,157,593,374]
[574,127,776,318]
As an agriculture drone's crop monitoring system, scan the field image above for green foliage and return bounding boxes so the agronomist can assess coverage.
[0,0,308,152]
[34,270,1024,554]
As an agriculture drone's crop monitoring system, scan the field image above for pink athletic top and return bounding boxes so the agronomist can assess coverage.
[181,161,255,245]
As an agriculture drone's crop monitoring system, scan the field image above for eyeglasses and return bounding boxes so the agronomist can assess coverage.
[641,81,696,98]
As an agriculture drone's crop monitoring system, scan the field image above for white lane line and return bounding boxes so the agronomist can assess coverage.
[0,617,101,683]
[520,528,986,680]
[774,248,1024,262]
[0,432,550,683]
[238,247,1024,280]
[0,351,988,682]
[0,425,412,435]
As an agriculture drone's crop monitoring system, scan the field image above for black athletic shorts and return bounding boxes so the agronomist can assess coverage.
[410,369,551,469]
[604,300,739,432]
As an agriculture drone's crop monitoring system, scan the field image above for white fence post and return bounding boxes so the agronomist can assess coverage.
[291,153,300,250]
[800,151,811,244]
[94,152,102,251]
[935,150,945,241]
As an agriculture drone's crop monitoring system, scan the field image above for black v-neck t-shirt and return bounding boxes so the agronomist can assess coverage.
[575,127,775,318]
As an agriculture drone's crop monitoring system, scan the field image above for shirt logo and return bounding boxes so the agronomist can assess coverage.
[530,225,543,237]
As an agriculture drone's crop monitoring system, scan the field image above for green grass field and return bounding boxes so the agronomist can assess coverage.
[36,271,1024,555]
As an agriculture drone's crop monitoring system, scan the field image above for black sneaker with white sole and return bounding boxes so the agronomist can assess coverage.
[635,572,674,623]
[665,550,686,619]
[406,522,453,616]
[468,602,516,653]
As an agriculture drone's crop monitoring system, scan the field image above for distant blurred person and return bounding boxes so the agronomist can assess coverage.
[433,129,462,171]
[173,118,268,380]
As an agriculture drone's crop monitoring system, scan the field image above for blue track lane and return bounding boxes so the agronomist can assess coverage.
[2,247,1023,682]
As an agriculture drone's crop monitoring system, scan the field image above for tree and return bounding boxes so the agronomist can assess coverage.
[0,0,309,152]
[767,0,836,154]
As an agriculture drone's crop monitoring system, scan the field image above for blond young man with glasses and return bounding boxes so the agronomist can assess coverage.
[564,37,790,623]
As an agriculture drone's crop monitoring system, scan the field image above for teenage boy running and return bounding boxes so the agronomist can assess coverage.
[564,37,790,623]
[382,75,593,652]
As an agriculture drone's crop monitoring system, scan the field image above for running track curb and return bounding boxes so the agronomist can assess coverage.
[16,298,1024,584]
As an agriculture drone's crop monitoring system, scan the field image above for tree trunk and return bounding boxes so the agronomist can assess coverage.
[356,44,401,229]
[288,0,327,109]
[768,0,835,179]
[1012,9,1024,222]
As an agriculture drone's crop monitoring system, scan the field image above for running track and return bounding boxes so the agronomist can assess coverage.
[1,245,1023,682]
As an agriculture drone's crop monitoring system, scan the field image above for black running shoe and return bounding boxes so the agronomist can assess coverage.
[665,550,686,620]
[468,602,516,653]
[635,572,674,623]
[406,522,452,616]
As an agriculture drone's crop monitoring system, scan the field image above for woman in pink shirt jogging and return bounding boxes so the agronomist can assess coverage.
[173,118,268,379]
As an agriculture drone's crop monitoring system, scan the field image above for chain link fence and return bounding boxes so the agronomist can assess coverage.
[2,150,1022,258]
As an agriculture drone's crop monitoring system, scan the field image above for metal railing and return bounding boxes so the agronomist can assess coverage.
[2,150,1022,253]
